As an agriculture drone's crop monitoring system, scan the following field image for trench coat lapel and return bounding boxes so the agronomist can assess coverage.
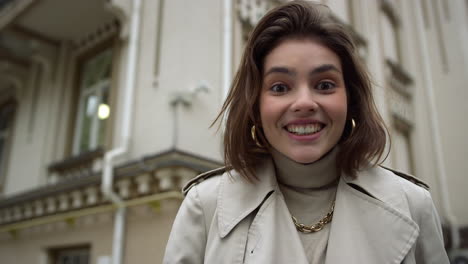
[244,186,309,264]
[217,159,277,238]
[325,167,420,264]
[217,161,420,263]
[217,159,309,263]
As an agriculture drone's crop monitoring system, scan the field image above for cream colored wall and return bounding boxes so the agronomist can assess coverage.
[128,0,224,163]
[420,1,468,225]
[2,2,468,261]
[387,0,468,225]
[348,0,393,168]
[2,45,66,196]
[0,211,114,264]
[397,0,445,214]
[0,201,180,264]
[124,201,180,264]
[328,0,468,227]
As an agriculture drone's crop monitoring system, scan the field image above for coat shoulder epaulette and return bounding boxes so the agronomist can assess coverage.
[380,166,430,190]
[182,166,229,196]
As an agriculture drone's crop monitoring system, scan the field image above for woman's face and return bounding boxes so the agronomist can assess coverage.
[259,38,347,163]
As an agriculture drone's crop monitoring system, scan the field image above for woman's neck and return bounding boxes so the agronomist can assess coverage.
[271,148,339,190]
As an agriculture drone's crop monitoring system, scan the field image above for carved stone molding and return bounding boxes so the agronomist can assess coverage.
[135,174,152,195]
[105,0,130,39]
[116,179,132,199]
[238,0,269,27]
[71,191,83,209]
[156,169,175,191]
[73,20,120,54]
[46,197,56,214]
[34,200,43,217]
[0,0,36,29]
[388,87,414,126]
[23,204,32,218]
[385,59,414,98]
[0,71,26,98]
[85,186,99,206]
[48,148,104,183]
[58,194,69,211]
[380,0,401,27]
[0,149,221,226]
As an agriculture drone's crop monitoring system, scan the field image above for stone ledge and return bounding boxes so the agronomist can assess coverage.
[0,149,222,225]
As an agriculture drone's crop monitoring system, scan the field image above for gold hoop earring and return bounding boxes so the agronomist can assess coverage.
[350,118,356,135]
[251,125,263,148]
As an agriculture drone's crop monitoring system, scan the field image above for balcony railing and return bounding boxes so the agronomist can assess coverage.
[48,148,104,184]
[0,149,222,227]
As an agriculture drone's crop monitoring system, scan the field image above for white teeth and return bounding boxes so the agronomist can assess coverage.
[286,124,323,135]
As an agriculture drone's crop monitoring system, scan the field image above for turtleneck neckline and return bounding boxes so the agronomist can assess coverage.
[271,147,339,189]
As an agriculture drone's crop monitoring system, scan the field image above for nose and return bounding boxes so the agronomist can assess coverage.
[291,86,318,113]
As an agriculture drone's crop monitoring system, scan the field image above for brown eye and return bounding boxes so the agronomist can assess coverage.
[270,83,289,93]
[316,81,335,91]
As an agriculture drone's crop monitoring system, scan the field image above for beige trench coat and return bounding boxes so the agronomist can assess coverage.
[163,159,449,264]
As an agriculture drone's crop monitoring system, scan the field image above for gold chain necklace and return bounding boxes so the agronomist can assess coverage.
[291,200,335,233]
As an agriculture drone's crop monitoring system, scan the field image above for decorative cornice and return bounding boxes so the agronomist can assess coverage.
[0,72,25,98]
[385,59,413,98]
[0,0,36,30]
[9,24,60,47]
[380,0,401,27]
[0,191,183,234]
[388,86,414,126]
[237,0,269,27]
[0,149,222,226]
[73,19,120,54]
[48,148,104,175]
[105,0,130,39]
[392,113,413,133]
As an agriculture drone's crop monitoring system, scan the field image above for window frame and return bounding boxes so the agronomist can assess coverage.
[0,99,17,192]
[391,115,415,174]
[48,244,91,264]
[380,0,402,64]
[66,36,120,157]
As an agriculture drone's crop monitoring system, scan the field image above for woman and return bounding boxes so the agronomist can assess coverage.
[163,1,449,263]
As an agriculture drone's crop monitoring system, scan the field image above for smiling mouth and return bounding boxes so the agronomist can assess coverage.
[285,123,324,135]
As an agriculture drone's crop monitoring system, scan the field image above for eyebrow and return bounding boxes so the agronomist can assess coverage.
[263,64,341,77]
[310,64,342,75]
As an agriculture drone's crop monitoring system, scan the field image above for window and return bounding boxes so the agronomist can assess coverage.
[49,246,90,264]
[392,117,414,174]
[73,47,114,155]
[380,11,400,63]
[0,100,16,190]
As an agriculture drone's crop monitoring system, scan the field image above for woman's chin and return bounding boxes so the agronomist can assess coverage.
[286,154,321,164]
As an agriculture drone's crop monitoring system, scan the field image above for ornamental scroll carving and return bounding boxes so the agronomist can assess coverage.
[237,0,289,40]
[237,0,269,27]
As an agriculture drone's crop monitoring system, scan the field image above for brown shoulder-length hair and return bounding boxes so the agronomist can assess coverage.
[213,0,388,180]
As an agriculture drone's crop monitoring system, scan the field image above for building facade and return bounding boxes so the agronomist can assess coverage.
[0,0,467,263]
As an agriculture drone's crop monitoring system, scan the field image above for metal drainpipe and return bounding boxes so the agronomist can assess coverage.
[222,0,233,100]
[101,0,142,264]
[412,0,459,249]
[219,0,233,133]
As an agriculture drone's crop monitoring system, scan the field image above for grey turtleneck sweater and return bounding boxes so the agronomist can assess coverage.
[271,148,339,264]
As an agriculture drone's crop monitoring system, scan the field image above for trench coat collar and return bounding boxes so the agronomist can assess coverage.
[217,159,420,262]
[325,167,420,263]
[217,159,277,238]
